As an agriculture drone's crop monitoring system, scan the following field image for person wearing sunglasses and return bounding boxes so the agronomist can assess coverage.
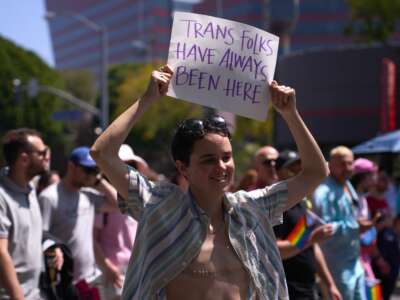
[90,65,328,300]
[38,146,119,295]
[254,145,279,188]
[0,128,63,300]
[273,150,341,300]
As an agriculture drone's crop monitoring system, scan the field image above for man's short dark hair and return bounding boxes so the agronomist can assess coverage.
[171,116,231,166]
[2,128,41,165]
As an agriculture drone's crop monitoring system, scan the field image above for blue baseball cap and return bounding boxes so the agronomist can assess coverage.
[69,146,97,168]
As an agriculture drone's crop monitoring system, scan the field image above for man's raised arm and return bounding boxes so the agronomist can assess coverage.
[269,81,329,210]
[91,66,173,199]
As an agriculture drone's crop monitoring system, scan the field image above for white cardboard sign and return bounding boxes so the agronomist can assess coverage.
[167,12,279,120]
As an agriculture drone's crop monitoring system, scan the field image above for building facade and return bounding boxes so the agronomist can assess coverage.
[46,0,378,74]
[46,0,400,147]
[45,0,172,78]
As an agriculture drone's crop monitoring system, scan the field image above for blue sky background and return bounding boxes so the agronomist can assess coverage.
[0,1,54,66]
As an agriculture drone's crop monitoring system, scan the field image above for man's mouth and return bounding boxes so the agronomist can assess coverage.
[211,173,228,183]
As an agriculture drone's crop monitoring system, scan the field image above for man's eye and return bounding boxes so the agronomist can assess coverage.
[222,156,231,162]
[201,158,217,164]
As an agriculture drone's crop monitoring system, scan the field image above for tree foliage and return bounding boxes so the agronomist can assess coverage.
[60,69,97,105]
[0,36,71,165]
[345,0,400,44]
[108,63,203,173]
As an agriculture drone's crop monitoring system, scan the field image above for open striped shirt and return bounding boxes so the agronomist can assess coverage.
[120,166,289,300]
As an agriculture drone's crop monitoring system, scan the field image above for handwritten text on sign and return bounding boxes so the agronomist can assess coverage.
[167,12,279,120]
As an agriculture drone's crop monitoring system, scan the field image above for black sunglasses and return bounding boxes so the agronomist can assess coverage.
[30,146,49,157]
[80,166,99,175]
[179,116,227,135]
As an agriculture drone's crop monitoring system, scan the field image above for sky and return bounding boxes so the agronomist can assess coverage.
[0,1,54,66]
[0,0,208,68]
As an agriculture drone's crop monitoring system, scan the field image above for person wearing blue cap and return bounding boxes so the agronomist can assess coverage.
[38,146,118,294]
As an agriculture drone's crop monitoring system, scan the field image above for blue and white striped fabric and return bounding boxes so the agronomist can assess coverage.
[120,166,289,300]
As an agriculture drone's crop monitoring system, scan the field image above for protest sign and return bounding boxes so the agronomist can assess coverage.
[167,12,279,120]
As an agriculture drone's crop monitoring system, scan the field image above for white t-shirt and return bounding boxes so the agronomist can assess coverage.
[39,182,104,282]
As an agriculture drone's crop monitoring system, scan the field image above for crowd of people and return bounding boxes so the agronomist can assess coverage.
[0,66,400,300]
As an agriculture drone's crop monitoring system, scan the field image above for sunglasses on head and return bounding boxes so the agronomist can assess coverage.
[179,116,227,135]
[263,159,276,167]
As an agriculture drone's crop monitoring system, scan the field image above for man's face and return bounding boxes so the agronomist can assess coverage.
[26,135,48,178]
[376,171,389,193]
[43,148,51,171]
[255,147,278,185]
[361,172,377,192]
[182,133,234,196]
[277,160,302,181]
[329,153,354,183]
[71,164,98,188]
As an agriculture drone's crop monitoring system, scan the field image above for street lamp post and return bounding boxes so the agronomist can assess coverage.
[45,11,109,130]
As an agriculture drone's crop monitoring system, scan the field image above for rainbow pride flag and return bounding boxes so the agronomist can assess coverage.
[366,280,383,300]
[287,215,312,249]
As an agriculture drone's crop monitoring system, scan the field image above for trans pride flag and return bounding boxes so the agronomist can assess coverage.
[287,215,312,249]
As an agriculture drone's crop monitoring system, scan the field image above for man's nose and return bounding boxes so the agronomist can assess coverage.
[217,159,227,170]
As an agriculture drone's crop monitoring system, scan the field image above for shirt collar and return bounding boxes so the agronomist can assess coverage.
[0,172,33,195]
[187,188,207,218]
[187,189,236,218]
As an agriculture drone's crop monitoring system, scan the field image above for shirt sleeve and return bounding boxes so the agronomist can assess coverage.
[247,181,288,226]
[0,195,11,239]
[118,166,156,221]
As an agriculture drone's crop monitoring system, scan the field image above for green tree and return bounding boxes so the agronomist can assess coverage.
[59,69,98,146]
[108,63,202,173]
[0,35,71,166]
[345,0,400,44]
[60,69,97,105]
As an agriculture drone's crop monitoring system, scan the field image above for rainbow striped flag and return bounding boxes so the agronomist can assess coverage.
[287,215,312,249]
[366,279,383,300]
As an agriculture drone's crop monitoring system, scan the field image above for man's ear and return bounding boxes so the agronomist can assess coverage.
[17,151,31,166]
[175,160,188,180]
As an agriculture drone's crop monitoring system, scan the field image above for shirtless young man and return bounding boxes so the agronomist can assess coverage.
[90,65,328,300]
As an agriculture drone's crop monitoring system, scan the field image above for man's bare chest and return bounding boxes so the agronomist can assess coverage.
[166,228,251,300]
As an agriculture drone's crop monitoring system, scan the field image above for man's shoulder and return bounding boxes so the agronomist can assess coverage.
[228,181,288,206]
[0,182,10,207]
[0,180,8,196]
[313,179,334,201]
[81,186,101,196]
[315,178,333,191]
[0,176,14,202]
